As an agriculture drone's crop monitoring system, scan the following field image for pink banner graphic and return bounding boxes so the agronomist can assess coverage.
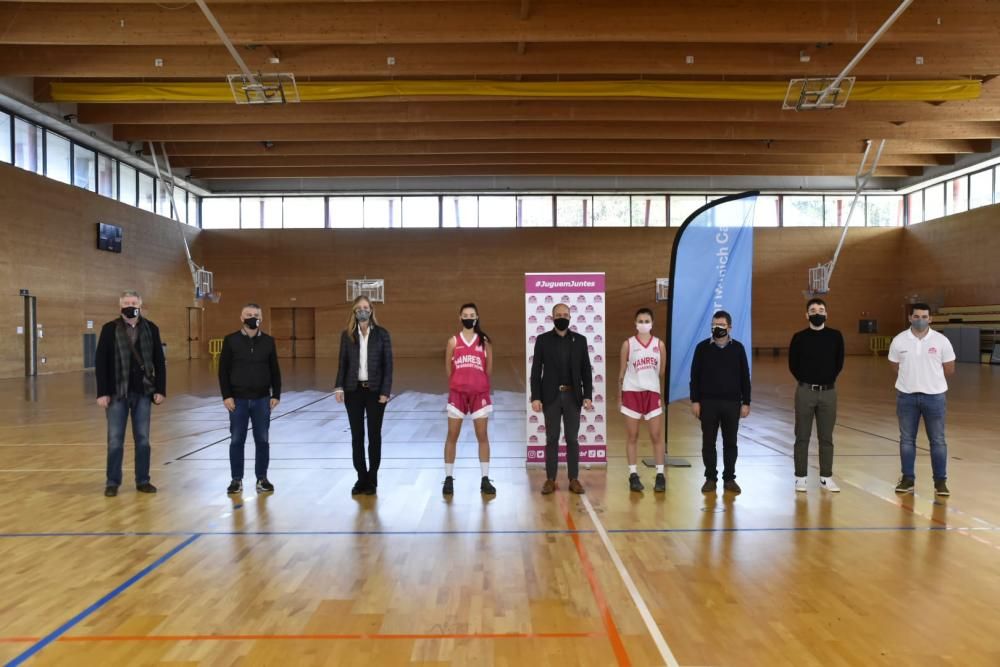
[525,272,607,465]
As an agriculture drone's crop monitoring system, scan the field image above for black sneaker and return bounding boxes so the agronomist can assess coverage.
[351,481,367,496]
[895,476,915,494]
[701,479,717,493]
[136,482,157,494]
[256,478,274,493]
[480,476,496,495]
[934,479,950,497]
[227,479,243,495]
[723,480,742,494]
[364,481,377,496]
[629,473,644,492]
[104,485,118,497]
[443,476,454,496]
[654,473,666,493]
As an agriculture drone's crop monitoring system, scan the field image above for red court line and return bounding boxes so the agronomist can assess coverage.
[558,492,632,667]
[1,632,601,644]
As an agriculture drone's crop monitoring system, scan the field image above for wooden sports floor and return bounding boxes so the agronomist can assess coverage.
[0,355,998,667]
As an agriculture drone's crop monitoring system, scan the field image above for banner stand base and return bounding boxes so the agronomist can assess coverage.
[643,457,691,468]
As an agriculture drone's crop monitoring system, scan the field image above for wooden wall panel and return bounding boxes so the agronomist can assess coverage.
[901,203,1000,308]
[0,163,198,379]
[196,226,910,364]
[5,164,995,383]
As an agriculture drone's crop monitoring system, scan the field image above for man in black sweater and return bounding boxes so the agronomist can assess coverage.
[530,302,594,495]
[95,290,166,497]
[219,303,281,495]
[788,297,845,493]
[690,310,751,494]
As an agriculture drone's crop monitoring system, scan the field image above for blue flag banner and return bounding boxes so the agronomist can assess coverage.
[667,192,757,402]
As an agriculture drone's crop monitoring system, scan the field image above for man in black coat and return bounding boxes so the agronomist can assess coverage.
[219,303,281,496]
[94,290,166,497]
[530,302,594,495]
[690,310,751,495]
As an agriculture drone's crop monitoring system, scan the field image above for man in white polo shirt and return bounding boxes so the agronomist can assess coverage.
[888,303,956,496]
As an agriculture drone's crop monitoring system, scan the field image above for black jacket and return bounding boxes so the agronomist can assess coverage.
[529,330,593,406]
[689,338,751,405]
[95,317,166,398]
[219,330,281,400]
[335,325,393,396]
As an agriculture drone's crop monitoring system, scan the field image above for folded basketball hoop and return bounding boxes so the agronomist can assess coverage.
[227,73,299,105]
[783,77,856,111]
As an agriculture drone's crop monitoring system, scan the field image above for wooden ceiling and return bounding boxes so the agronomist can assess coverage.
[2,0,999,189]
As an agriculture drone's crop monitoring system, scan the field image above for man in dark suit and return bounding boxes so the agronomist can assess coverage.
[94,290,166,497]
[530,302,594,495]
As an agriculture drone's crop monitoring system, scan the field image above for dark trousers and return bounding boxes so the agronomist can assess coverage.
[229,397,271,480]
[542,391,581,480]
[106,393,152,487]
[700,399,741,481]
[345,387,386,486]
[793,385,837,478]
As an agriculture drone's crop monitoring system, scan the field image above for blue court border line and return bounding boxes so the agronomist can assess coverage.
[1,525,995,540]
[4,534,201,667]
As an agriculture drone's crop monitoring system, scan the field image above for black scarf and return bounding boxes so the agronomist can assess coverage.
[114,318,156,398]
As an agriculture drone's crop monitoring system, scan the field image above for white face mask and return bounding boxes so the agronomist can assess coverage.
[636,322,653,334]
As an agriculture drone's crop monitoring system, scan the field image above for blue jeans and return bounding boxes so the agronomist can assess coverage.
[897,391,948,480]
[106,393,152,487]
[229,398,271,480]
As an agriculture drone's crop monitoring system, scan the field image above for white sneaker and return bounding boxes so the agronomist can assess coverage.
[795,477,808,493]
[820,476,840,492]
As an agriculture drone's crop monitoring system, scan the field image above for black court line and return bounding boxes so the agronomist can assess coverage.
[173,393,338,461]
[750,395,931,453]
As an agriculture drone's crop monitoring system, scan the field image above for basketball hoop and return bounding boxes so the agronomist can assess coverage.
[655,278,670,302]
[806,262,832,296]
[227,73,299,105]
[783,77,856,111]
[204,290,222,304]
[346,278,385,303]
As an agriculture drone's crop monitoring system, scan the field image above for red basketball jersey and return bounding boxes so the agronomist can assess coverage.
[450,333,490,393]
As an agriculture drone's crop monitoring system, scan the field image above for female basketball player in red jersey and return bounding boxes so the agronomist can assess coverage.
[618,308,667,493]
[443,303,496,496]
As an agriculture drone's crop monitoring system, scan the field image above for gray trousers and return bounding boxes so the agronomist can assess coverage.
[543,392,581,480]
[793,385,837,477]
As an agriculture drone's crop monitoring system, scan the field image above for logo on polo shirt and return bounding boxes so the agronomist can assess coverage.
[929,347,938,355]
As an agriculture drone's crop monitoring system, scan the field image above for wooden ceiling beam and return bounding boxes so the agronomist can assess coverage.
[112,120,1000,142]
[187,164,920,179]
[167,153,944,169]
[75,99,1000,126]
[0,2,994,46]
[154,139,978,157]
[7,43,1000,78]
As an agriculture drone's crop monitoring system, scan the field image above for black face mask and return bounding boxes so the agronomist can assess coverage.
[121,306,140,319]
[553,317,571,331]
[461,318,477,330]
[808,314,827,327]
[243,317,260,330]
[712,326,729,339]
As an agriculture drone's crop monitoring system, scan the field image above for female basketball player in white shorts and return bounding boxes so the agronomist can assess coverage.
[443,303,496,496]
[618,308,667,492]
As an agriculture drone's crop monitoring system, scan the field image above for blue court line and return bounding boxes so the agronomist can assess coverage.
[1,526,996,540]
[4,534,200,667]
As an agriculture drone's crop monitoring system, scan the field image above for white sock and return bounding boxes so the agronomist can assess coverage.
[445,463,454,477]
[656,465,664,474]
[629,464,638,474]
[481,461,490,477]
